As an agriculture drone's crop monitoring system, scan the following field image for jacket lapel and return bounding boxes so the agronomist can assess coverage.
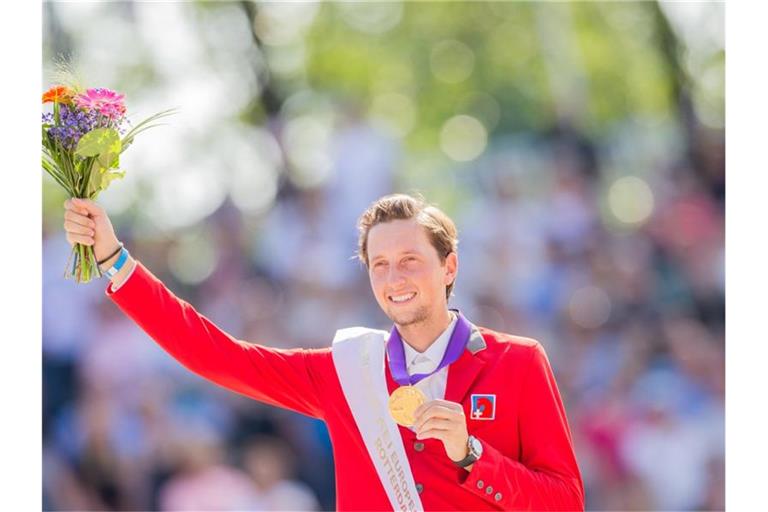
[444,324,487,404]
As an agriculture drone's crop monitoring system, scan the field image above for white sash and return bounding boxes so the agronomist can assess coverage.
[331,327,424,512]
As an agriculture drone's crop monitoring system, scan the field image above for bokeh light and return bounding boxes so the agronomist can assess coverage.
[455,91,501,132]
[568,285,613,330]
[368,92,417,138]
[439,115,487,162]
[253,1,320,46]
[430,39,475,84]
[167,227,218,285]
[283,115,334,188]
[335,1,403,35]
[226,126,282,215]
[607,175,655,226]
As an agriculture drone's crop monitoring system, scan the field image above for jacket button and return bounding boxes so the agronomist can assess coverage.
[476,480,484,489]
[416,483,424,494]
[494,492,502,501]
[485,485,493,494]
[414,441,425,452]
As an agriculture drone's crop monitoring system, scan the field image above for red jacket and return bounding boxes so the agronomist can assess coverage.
[106,261,584,511]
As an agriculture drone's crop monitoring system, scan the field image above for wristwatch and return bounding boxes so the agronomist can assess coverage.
[453,435,483,467]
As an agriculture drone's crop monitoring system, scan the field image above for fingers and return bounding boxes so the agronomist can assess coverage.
[64,199,89,219]
[414,399,463,418]
[415,417,454,437]
[415,428,449,442]
[64,209,96,229]
[64,219,95,237]
[62,199,100,248]
[414,406,463,431]
[64,198,101,217]
[416,404,463,420]
[414,401,464,426]
[63,199,96,248]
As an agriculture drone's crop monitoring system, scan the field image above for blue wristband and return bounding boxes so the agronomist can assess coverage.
[103,246,129,278]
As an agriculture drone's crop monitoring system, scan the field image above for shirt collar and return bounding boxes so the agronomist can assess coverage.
[402,312,458,374]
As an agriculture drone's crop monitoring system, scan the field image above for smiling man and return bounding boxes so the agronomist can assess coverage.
[63,193,584,511]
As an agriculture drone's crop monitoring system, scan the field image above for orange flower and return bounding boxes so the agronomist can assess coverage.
[42,85,75,104]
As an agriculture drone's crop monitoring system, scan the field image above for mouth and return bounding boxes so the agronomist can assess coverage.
[388,292,417,305]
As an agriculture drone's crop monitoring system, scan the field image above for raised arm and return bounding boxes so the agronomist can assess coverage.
[63,198,328,419]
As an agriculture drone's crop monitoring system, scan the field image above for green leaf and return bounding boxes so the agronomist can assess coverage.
[97,150,119,170]
[74,128,122,159]
[99,169,125,190]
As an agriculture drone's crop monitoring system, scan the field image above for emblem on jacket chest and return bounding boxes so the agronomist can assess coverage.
[470,394,496,420]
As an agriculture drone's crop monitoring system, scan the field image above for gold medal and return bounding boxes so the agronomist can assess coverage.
[388,385,427,427]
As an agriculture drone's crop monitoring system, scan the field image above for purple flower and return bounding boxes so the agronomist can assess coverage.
[45,104,101,151]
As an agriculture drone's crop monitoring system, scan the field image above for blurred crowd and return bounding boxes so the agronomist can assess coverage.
[43,113,724,511]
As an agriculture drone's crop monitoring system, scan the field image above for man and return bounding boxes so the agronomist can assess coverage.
[62,193,584,511]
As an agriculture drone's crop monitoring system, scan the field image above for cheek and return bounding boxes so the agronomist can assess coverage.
[369,273,378,291]
[369,273,386,297]
[411,267,438,291]
[426,268,447,295]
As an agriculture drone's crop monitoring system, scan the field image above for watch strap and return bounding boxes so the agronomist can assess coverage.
[453,435,480,467]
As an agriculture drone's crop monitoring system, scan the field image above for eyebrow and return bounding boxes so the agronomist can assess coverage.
[370,250,423,263]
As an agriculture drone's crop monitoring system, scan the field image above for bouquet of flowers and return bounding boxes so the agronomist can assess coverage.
[42,79,174,283]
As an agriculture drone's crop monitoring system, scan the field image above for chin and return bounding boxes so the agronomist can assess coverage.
[387,305,430,327]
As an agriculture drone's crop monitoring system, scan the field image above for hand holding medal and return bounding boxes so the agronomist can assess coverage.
[386,310,471,442]
[412,399,471,464]
[388,388,471,465]
[388,385,427,427]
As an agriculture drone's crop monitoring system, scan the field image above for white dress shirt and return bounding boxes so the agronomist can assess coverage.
[401,312,458,403]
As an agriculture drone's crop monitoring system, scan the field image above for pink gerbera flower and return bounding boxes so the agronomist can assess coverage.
[74,87,127,120]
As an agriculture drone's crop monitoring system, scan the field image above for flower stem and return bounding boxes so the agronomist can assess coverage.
[77,243,84,282]
[63,244,76,280]
[66,243,102,283]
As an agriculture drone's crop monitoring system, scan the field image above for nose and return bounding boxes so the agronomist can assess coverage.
[386,266,407,288]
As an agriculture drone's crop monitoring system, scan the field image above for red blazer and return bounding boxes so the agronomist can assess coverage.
[106,261,584,511]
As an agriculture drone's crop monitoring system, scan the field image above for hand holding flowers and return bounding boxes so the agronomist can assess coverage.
[42,81,174,283]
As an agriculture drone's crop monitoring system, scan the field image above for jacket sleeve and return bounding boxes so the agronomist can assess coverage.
[460,342,584,511]
[105,260,326,420]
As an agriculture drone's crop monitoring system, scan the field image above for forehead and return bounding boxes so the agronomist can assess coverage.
[367,218,435,259]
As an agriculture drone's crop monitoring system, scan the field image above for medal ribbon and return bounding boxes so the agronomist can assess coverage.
[386,309,471,386]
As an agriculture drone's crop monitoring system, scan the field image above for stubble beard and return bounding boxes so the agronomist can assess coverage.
[387,303,430,328]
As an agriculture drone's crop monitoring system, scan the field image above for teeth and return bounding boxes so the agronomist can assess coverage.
[391,293,416,303]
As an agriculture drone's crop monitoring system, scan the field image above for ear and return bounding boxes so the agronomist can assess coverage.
[444,252,458,286]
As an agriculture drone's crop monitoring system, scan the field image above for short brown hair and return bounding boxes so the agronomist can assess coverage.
[357,193,459,300]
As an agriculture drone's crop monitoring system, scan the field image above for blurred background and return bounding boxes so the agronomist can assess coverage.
[42,1,724,510]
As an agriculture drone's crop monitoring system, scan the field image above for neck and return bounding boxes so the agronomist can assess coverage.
[398,308,453,353]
